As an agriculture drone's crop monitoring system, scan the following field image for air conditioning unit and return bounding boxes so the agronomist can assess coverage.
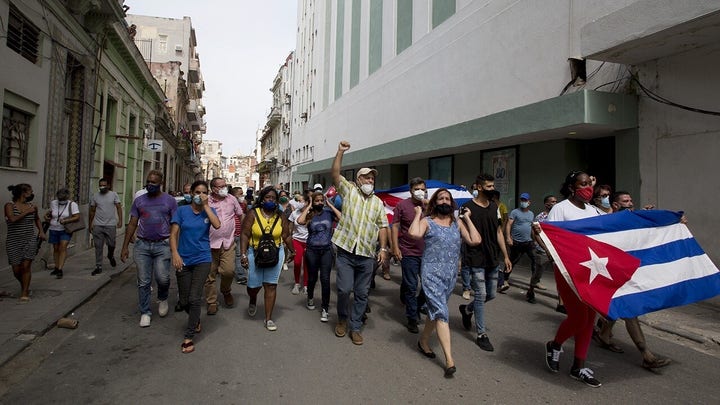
[175,44,183,52]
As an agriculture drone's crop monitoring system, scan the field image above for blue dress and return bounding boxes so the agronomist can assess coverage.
[421,217,461,322]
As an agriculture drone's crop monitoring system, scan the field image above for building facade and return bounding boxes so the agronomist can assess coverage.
[290,0,720,264]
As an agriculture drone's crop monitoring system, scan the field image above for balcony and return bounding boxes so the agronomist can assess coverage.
[265,107,281,129]
[187,99,204,123]
[188,57,200,83]
[195,81,204,98]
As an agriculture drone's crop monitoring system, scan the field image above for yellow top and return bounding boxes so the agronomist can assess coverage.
[250,208,283,249]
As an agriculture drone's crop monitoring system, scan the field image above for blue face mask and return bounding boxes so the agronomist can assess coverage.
[193,195,202,205]
[262,201,277,211]
[146,183,161,194]
[520,201,530,209]
[472,190,479,198]
[184,194,192,203]
[600,196,611,208]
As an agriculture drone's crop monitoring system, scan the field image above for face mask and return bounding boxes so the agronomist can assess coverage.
[360,184,374,196]
[146,183,161,194]
[313,204,324,212]
[434,204,453,216]
[58,199,68,204]
[575,186,594,202]
[600,196,610,208]
[279,196,289,204]
[26,193,35,202]
[520,201,530,209]
[472,190,479,198]
[412,190,426,200]
[482,189,494,199]
[184,194,192,203]
[262,201,277,211]
[216,188,229,197]
[192,195,203,205]
[617,205,632,212]
[99,186,108,193]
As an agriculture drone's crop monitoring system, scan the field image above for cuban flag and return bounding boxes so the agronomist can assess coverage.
[375,180,473,222]
[539,210,720,321]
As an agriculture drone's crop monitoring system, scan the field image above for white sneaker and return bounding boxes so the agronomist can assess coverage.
[320,309,329,322]
[462,290,471,300]
[264,319,278,331]
[283,263,289,271]
[291,283,301,295]
[301,286,308,295]
[139,314,151,327]
[158,300,169,317]
[306,298,315,310]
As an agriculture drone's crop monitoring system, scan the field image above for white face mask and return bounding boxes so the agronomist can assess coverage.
[520,201,530,209]
[360,183,374,196]
[412,190,426,200]
[217,188,229,197]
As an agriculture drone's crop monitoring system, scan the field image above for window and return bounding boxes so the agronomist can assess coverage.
[158,35,168,54]
[429,156,453,184]
[1,106,31,168]
[7,4,40,64]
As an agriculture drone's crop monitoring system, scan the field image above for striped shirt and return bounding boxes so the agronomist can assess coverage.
[331,176,388,258]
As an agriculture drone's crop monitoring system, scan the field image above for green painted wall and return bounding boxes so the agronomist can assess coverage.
[350,0,361,88]
[396,0,412,55]
[368,0,383,75]
[334,0,345,101]
[432,0,456,28]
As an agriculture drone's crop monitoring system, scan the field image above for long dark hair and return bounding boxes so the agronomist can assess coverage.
[252,186,280,212]
[8,184,31,202]
[305,191,325,222]
[426,188,456,222]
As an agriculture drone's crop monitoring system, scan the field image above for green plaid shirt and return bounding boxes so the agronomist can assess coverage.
[331,176,388,258]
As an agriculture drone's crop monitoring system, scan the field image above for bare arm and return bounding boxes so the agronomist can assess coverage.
[120,216,139,262]
[295,203,312,225]
[327,199,342,221]
[4,202,36,223]
[458,211,482,246]
[115,202,123,228]
[391,220,402,260]
[239,209,255,269]
[505,217,515,246]
[89,205,96,231]
[497,225,512,271]
[332,141,350,187]
[170,223,182,270]
[281,214,296,262]
[408,206,428,240]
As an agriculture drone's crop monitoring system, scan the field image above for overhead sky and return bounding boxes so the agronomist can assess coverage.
[125,0,298,157]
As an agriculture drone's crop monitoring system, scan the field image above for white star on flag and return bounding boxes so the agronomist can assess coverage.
[580,248,613,284]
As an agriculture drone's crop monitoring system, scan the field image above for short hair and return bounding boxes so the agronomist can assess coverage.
[210,177,224,188]
[543,194,556,203]
[147,169,164,182]
[593,184,612,198]
[475,173,494,186]
[408,177,425,189]
[191,180,208,192]
[99,178,109,185]
[612,191,631,203]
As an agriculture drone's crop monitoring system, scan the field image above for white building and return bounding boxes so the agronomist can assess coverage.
[291,0,720,264]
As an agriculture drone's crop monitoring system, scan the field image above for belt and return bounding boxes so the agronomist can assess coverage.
[138,237,168,243]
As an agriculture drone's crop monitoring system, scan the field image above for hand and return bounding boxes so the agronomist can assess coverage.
[172,253,183,270]
[116,222,122,229]
[506,237,513,246]
[120,247,129,263]
[28,204,37,214]
[38,232,47,241]
[413,206,423,216]
[589,175,597,187]
[460,207,471,219]
[392,247,402,262]
[377,249,388,265]
[240,255,249,269]
[286,249,296,262]
[504,257,513,272]
[198,193,209,205]
[89,224,94,233]
[643,204,655,210]
[338,141,350,152]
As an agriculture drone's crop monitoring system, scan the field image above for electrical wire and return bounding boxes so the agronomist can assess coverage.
[629,69,720,116]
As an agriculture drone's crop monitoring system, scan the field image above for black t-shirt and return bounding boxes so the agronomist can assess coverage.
[461,199,500,268]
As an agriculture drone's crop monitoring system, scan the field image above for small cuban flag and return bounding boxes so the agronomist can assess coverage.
[538,210,720,321]
[375,180,473,222]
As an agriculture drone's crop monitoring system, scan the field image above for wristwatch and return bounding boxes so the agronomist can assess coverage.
[380,248,389,252]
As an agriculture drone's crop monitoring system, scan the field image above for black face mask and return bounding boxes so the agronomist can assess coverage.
[435,204,453,215]
[313,204,324,212]
[482,189,494,199]
[26,193,35,202]
[99,187,108,193]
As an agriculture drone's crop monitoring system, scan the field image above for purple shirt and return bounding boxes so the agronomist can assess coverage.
[208,195,244,250]
[392,198,425,257]
[131,193,178,241]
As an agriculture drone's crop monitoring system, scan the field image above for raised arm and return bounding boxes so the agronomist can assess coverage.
[408,206,428,240]
[332,141,351,187]
[458,210,482,246]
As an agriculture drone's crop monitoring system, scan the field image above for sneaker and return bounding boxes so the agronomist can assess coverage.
[306,298,316,310]
[320,309,329,322]
[248,303,257,317]
[50,268,59,276]
[382,271,391,280]
[335,319,348,337]
[301,286,308,295]
[350,331,364,345]
[158,300,169,317]
[264,319,278,331]
[236,277,248,285]
[223,292,235,308]
[462,290,471,300]
[533,282,547,290]
[570,367,602,388]
[406,318,419,334]
[108,256,117,267]
[459,305,472,331]
[283,263,289,271]
[139,314,151,327]
[545,341,562,372]
[526,291,536,304]
[475,334,494,351]
[92,267,102,276]
[291,283,301,295]
[499,282,510,292]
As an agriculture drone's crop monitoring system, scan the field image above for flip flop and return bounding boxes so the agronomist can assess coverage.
[642,357,671,370]
[181,341,195,354]
[592,332,624,353]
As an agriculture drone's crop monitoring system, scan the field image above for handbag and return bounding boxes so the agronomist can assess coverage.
[63,202,86,234]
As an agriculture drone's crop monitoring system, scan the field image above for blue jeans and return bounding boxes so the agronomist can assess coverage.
[134,239,171,316]
[335,247,375,332]
[234,236,247,282]
[401,256,422,321]
[305,245,334,310]
[463,265,499,335]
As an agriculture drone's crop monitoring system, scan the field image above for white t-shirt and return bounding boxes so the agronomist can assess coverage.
[288,207,308,242]
[547,199,604,222]
[49,200,80,231]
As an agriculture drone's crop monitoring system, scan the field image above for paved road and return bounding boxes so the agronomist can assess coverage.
[1,264,719,404]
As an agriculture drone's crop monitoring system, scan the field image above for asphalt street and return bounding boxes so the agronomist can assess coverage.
[1,263,719,404]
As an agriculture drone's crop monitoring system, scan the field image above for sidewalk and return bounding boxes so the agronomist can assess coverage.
[505,264,720,346]
[0,244,133,367]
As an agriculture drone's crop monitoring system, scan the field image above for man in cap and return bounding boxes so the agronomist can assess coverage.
[331,141,389,345]
[313,183,324,192]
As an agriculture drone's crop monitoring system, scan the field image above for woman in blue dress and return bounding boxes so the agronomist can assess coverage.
[409,188,482,378]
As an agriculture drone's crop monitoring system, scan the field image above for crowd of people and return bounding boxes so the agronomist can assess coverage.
[4,141,678,384]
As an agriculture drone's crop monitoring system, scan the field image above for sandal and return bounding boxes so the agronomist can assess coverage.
[181,340,195,354]
[592,331,624,353]
[642,357,671,370]
[195,322,202,334]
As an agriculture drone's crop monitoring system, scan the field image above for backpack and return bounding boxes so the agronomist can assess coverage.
[254,208,281,268]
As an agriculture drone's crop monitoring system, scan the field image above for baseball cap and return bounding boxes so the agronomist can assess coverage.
[313,183,323,191]
[356,167,378,179]
[520,192,531,200]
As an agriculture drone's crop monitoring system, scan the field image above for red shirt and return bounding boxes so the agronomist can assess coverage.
[392,198,426,257]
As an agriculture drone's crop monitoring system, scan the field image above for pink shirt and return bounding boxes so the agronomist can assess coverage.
[209,195,244,249]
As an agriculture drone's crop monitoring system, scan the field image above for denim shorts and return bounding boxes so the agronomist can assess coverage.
[48,229,72,244]
[247,247,285,288]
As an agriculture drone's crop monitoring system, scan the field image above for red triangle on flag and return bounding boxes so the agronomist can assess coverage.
[539,223,641,317]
